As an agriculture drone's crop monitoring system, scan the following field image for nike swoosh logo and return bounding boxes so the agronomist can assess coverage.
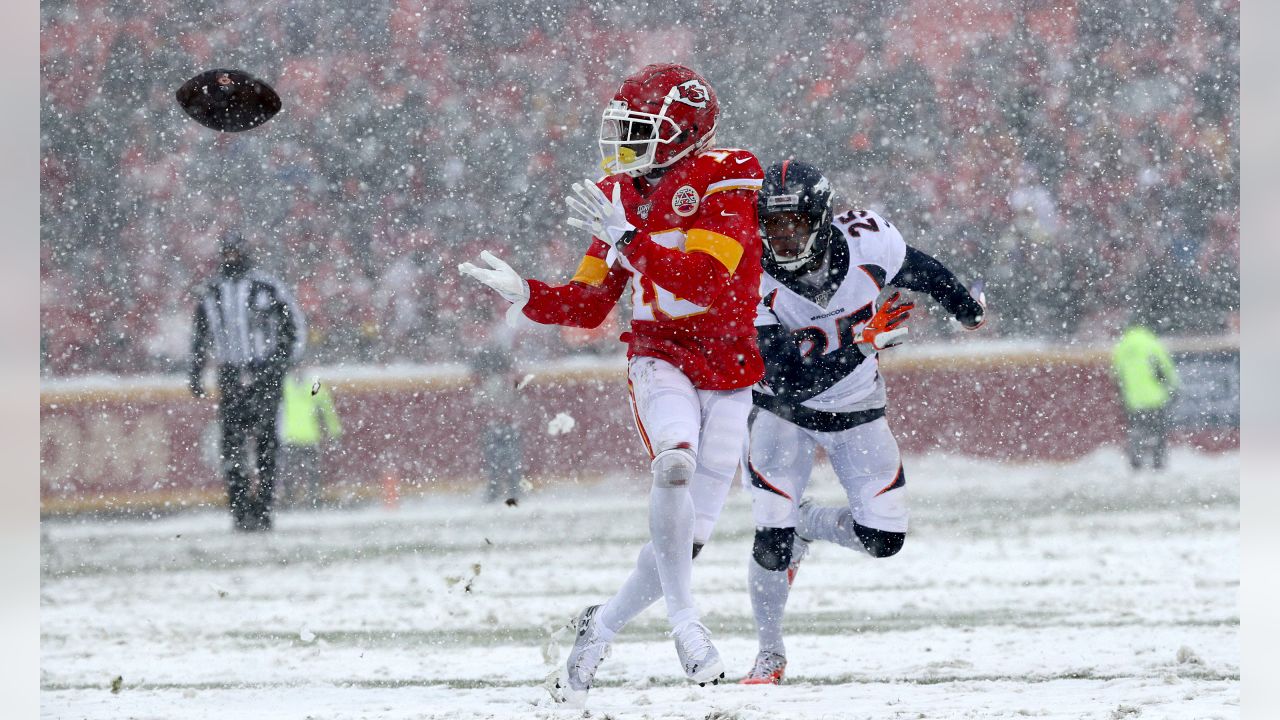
[735,157,750,164]
[720,211,737,217]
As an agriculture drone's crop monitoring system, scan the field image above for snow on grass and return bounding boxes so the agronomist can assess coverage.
[41,446,1238,719]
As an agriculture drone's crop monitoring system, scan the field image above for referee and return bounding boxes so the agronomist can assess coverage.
[190,232,306,531]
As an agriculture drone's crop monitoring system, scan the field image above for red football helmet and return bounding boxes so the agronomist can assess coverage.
[599,64,719,177]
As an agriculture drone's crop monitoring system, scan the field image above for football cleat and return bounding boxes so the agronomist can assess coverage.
[672,619,725,686]
[548,604,611,706]
[176,68,281,132]
[740,650,787,685]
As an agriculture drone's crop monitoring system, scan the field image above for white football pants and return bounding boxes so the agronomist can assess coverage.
[748,408,907,533]
[596,356,752,633]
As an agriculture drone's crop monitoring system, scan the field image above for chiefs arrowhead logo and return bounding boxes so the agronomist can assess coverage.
[671,79,709,109]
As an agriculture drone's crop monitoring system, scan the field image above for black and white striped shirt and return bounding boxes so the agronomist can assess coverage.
[191,271,306,370]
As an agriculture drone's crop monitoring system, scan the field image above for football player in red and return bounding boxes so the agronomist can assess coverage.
[459,64,763,703]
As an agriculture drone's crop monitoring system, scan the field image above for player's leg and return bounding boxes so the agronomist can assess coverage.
[595,386,750,640]
[689,387,753,550]
[657,382,753,683]
[552,357,704,703]
[1125,410,1144,469]
[217,368,252,530]
[621,357,704,628]
[743,408,816,683]
[1152,407,1169,470]
[800,416,907,557]
[250,376,284,530]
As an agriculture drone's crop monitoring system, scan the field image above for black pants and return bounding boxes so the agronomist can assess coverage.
[1126,407,1170,470]
[218,365,284,527]
[279,444,324,507]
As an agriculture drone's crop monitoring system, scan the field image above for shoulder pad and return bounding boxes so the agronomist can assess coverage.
[833,208,894,239]
[693,147,763,196]
[833,208,905,274]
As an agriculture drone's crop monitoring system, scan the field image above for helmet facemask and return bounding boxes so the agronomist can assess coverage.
[762,210,823,272]
[599,87,715,177]
[757,160,834,276]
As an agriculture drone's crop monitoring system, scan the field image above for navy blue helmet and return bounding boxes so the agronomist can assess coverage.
[757,159,834,276]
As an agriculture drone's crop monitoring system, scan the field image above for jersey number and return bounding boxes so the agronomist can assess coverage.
[641,277,708,319]
[836,210,880,237]
[793,302,874,356]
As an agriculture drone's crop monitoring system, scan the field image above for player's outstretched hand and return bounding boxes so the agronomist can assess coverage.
[459,251,531,327]
[566,180,634,253]
[459,251,530,304]
[959,279,987,330]
[855,291,914,355]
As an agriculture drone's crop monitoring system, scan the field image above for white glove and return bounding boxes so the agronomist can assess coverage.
[458,250,530,327]
[566,179,634,265]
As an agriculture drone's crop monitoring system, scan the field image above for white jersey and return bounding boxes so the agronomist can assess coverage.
[754,209,906,413]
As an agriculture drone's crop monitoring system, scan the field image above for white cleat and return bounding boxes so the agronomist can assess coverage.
[547,604,611,706]
[672,619,725,686]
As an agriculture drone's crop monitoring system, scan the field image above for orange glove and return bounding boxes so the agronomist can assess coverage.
[854,292,914,354]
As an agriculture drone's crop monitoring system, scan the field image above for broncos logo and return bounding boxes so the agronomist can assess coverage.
[672,79,709,108]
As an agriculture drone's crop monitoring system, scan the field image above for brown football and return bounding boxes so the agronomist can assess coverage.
[175,69,282,132]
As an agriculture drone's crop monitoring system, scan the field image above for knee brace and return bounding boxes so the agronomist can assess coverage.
[752,526,795,571]
[853,522,905,558]
[651,446,696,488]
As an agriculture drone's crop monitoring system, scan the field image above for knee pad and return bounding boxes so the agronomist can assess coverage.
[652,446,696,488]
[853,523,905,558]
[752,526,795,571]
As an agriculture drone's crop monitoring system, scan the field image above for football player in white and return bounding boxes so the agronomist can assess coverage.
[740,160,987,684]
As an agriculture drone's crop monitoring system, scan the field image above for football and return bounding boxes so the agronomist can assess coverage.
[175,68,282,132]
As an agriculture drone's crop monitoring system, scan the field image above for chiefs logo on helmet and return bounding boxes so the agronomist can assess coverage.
[673,80,709,109]
[599,64,720,177]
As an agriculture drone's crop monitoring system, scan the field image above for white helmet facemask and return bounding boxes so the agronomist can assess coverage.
[598,88,715,177]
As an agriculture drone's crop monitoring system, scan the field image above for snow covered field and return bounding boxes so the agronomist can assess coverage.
[40,448,1238,720]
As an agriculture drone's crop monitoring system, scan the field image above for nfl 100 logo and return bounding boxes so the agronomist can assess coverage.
[672,185,700,217]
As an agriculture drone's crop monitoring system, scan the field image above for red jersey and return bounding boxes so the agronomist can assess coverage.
[523,147,765,390]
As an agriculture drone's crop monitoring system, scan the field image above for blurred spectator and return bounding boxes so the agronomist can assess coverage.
[469,343,525,503]
[278,368,343,507]
[1112,318,1181,471]
[40,0,1239,376]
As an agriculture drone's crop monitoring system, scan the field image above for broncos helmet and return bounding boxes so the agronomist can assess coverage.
[757,159,834,276]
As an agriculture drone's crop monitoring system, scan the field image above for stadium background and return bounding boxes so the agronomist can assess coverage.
[39,0,1239,510]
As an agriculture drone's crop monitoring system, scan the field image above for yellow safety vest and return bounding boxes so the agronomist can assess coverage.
[1111,327,1179,411]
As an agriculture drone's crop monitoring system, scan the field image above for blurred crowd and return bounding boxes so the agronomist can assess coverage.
[40,0,1239,377]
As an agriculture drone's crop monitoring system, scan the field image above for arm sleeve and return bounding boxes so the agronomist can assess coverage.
[891,245,985,327]
[190,300,210,376]
[1154,346,1181,390]
[618,190,754,307]
[522,239,630,328]
[757,324,870,401]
